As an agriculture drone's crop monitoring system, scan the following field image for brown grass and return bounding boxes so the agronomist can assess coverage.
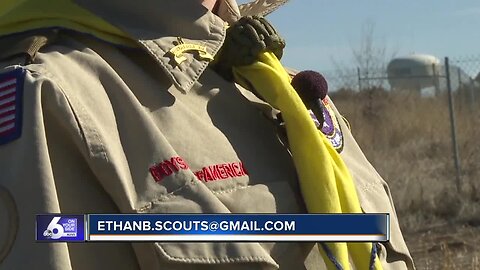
[331,87,480,269]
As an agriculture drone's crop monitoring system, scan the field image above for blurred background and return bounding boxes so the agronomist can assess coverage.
[240,0,480,268]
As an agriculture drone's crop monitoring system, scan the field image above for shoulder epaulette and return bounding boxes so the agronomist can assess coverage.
[0,30,58,65]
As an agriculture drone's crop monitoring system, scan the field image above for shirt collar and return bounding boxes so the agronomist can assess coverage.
[73,0,229,93]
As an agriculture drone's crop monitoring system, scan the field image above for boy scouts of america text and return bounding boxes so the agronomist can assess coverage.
[149,157,248,183]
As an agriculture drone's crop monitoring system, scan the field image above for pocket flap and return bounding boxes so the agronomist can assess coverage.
[134,179,279,269]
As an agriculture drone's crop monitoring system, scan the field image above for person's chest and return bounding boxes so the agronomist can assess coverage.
[76,39,306,214]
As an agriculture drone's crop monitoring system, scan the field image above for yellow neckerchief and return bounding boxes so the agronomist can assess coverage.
[0,0,135,47]
[233,52,383,270]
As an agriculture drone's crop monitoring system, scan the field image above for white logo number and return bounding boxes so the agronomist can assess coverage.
[43,217,64,239]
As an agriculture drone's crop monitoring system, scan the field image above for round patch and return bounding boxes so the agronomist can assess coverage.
[0,187,18,264]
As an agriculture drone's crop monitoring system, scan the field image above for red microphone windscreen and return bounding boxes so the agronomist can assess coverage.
[291,70,328,102]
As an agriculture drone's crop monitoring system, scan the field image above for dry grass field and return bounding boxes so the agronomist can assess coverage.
[331,88,480,269]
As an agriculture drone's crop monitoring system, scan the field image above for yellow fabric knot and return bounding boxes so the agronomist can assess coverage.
[0,0,136,47]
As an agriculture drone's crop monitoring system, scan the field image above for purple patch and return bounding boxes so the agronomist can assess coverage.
[321,108,335,136]
[308,98,344,152]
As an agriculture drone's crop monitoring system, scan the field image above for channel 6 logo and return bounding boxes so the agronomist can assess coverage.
[36,215,85,242]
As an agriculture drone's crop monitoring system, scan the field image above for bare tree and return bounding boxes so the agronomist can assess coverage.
[332,20,398,91]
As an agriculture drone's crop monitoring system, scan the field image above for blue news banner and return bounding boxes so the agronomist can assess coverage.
[36,214,389,242]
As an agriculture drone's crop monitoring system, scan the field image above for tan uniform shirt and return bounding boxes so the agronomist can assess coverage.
[0,1,414,269]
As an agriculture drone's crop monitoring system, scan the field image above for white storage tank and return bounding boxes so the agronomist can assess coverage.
[387,54,441,91]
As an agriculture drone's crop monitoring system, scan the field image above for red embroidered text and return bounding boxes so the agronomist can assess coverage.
[194,162,248,182]
[149,157,189,182]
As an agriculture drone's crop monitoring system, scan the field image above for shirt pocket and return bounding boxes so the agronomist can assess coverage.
[132,174,307,270]
[133,178,280,270]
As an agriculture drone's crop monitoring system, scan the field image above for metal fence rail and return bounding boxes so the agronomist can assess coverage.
[323,55,480,94]
[323,54,480,191]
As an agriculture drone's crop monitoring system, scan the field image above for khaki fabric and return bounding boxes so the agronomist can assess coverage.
[0,1,414,270]
[332,103,415,270]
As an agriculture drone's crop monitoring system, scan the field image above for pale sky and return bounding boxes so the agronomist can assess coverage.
[242,0,480,75]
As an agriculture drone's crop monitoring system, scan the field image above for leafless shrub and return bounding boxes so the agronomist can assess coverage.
[331,88,480,231]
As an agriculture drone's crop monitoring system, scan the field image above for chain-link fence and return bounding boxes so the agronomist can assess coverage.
[328,55,480,270]
[327,55,480,188]
[323,55,480,94]
[450,56,480,109]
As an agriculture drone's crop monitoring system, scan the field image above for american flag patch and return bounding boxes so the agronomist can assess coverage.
[0,68,24,145]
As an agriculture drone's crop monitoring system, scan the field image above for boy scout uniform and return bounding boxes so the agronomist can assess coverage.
[0,0,415,269]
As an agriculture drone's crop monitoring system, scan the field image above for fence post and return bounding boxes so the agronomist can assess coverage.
[445,57,462,192]
[457,67,462,90]
[432,63,440,96]
[470,78,476,109]
[357,67,362,91]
